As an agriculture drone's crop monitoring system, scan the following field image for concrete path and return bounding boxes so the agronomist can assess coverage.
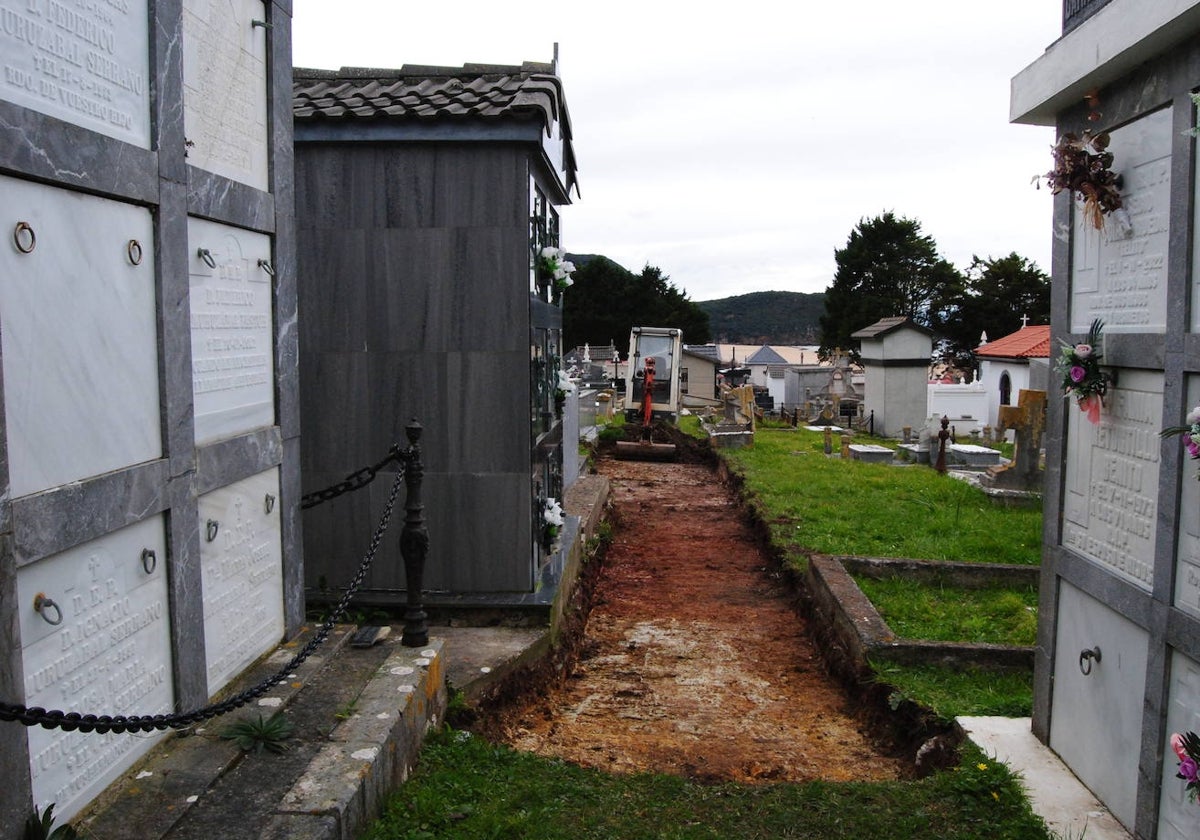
[959,716,1131,839]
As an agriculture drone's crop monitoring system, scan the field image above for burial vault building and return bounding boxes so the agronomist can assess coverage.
[293,56,580,610]
[1012,1,1200,836]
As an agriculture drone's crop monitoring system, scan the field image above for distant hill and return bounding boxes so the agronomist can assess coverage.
[697,291,825,345]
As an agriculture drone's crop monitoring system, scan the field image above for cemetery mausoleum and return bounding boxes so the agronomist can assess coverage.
[293,56,580,607]
[1012,1,1200,836]
[0,0,300,826]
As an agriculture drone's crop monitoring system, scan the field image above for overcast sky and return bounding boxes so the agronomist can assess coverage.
[292,1,1062,302]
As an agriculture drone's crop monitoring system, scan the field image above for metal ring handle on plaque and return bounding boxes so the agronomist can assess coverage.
[141,548,157,574]
[33,593,63,626]
[197,247,217,268]
[127,239,143,265]
[1079,646,1102,676]
[13,221,36,254]
[206,519,219,542]
[264,493,276,514]
[257,258,275,277]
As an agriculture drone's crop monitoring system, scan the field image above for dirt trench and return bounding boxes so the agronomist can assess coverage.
[480,445,909,784]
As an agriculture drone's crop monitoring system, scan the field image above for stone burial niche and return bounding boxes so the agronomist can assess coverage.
[0,0,299,827]
[1012,3,1200,837]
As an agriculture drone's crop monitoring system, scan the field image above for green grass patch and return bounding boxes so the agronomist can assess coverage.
[364,729,1050,840]
[677,413,705,438]
[873,663,1034,719]
[723,428,1041,566]
[853,578,1039,646]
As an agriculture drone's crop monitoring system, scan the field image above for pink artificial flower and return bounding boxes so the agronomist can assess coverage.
[1182,757,1199,783]
[1070,365,1087,383]
[1074,343,1094,359]
[1187,439,1200,460]
[1173,733,1189,763]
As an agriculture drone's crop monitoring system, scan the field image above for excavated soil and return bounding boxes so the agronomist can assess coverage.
[485,450,907,784]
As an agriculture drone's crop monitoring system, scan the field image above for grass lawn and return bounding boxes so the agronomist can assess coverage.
[722,427,1042,566]
[853,578,1039,645]
[365,729,1051,840]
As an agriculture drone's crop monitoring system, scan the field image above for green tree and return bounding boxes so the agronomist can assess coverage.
[563,256,711,349]
[940,253,1051,367]
[818,212,963,359]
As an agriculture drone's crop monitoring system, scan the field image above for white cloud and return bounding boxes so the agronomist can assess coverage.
[293,0,1060,300]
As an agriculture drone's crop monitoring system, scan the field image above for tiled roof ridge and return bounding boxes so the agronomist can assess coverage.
[974,324,1051,358]
[294,64,564,136]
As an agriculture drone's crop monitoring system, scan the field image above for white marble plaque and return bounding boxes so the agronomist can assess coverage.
[189,216,275,445]
[17,516,172,821]
[1157,650,1200,840]
[182,0,268,190]
[0,174,161,498]
[0,0,150,146]
[1071,108,1171,333]
[199,467,283,694]
[1061,369,1161,589]
[1050,582,1147,833]
[1174,377,1200,618]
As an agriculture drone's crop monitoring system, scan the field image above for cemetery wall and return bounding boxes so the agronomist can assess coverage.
[1017,15,1200,836]
[0,0,299,824]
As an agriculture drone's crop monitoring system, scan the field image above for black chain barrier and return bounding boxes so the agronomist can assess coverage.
[301,445,405,509]
[0,444,414,735]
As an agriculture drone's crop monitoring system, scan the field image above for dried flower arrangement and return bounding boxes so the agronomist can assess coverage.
[1044,131,1123,230]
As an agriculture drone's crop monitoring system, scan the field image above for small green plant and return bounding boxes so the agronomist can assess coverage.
[221,711,294,754]
[23,804,79,840]
[334,699,359,721]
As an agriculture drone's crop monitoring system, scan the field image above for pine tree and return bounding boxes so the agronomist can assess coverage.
[818,212,962,359]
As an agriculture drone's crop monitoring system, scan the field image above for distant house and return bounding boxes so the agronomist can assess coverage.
[850,317,932,437]
[744,344,791,409]
[293,55,579,606]
[974,325,1051,434]
[680,348,720,408]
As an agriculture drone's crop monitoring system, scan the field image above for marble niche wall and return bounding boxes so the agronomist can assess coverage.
[0,0,300,826]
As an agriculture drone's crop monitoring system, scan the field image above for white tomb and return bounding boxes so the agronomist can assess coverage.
[199,467,284,694]
[17,517,173,819]
[0,174,161,498]
[0,0,151,147]
[188,216,276,445]
[182,0,269,190]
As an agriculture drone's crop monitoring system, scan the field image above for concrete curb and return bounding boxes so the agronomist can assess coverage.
[265,640,446,840]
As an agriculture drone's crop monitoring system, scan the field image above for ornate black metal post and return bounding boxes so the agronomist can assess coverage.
[400,419,429,646]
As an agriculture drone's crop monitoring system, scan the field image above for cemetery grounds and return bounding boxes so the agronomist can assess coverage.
[365,422,1051,839]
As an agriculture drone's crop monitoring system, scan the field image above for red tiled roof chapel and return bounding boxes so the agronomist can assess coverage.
[974,325,1051,359]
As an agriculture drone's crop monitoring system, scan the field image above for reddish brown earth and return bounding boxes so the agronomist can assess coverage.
[489,454,906,784]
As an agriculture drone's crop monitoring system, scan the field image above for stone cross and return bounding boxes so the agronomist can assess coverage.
[988,389,1047,489]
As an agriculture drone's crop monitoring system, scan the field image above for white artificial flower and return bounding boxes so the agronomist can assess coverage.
[557,370,576,392]
[543,498,564,526]
[1187,405,1200,426]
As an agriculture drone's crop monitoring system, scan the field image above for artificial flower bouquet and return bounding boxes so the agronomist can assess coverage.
[1171,731,1200,802]
[1162,405,1200,478]
[542,497,565,550]
[538,247,575,300]
[1056,318,1111,425]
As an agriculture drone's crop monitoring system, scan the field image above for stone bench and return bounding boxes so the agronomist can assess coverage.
[848,444,895,464]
